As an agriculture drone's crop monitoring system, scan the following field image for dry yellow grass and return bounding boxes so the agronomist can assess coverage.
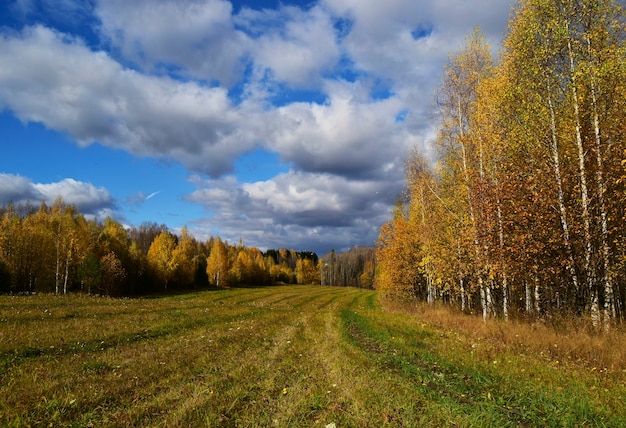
[382,298,626,373]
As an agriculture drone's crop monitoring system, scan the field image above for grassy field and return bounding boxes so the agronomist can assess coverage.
[1,286,625,427]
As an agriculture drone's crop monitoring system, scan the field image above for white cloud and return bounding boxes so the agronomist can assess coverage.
[185,170,399,252]
[0,173,115,219]
[268,84,411,178]
[0,173,39,203]
[238,5,340,87]
[0,25,255,177]
[96,0,248,86]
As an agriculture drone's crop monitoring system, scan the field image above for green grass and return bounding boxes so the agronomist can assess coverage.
[1,286,624,427]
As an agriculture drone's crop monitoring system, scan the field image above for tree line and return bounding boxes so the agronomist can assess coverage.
[375,0,626,329]
[0,199,376,295]
[319,247,376,288]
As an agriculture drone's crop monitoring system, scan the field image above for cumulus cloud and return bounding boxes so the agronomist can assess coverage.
[0,173,116,219]
[237,4,340,87]
[0,25,256,177]
[96,0,248,86]
[323,0,511,85]
[268,83,410,179]
[185,170,400,252]
[0,173,41,204]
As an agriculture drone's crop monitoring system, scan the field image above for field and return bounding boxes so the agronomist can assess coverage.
[1,286,625,427]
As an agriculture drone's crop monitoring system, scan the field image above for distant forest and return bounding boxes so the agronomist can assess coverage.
[376,0,626,329]
[0,199,375,295]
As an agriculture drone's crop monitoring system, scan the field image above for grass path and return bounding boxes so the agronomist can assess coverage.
[1,286,624,427]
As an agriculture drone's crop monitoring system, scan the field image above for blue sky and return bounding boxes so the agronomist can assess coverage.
[0,0,514,254]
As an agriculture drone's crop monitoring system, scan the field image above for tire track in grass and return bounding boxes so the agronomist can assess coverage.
[260,287,359,427]
[191,286,367,427]
[292,287,386,425]
[339,308,531,426]
[339,305,626,427]
[237,286,339,425]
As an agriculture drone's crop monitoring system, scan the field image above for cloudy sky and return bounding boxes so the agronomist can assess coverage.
[0,0,515,254]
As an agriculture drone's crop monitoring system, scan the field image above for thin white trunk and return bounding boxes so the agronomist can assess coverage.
[591,293,601,328]
[586,35,615,326]
[568,35,593,298]
[496,186,508,321]
[480,285,487,321]
[485,284,493,318]
[63,255,69,294]
[419,184,435,305]
[460,276,466,311]
[525,280,532,314]
[458,242,466,312]
[534,278,540,315]
[458,95,488,321]
[427,273,435,304]
[547,88,580,293]
[502,275,508,321]
[54,222,61,295]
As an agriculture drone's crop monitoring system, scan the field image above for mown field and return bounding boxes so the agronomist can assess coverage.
[1,286,625,427]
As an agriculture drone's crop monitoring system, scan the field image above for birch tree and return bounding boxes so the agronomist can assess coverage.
[435,28,495,320]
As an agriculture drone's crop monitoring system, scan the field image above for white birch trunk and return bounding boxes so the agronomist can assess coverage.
[547,87,581,294]
[427,273,435,304]
[496,189,508,321]
[485,284,493,318]
[591,293,601,328]
[55,232,61,294]
[586,35,615,328]
[525,280,532,314]
[480,284,487,321]
[534,278,540,315]
[458,243,466,311]
[63,255,69,295]
[460,276,466,312]
[568,35,594,302]
[459,98,488,321]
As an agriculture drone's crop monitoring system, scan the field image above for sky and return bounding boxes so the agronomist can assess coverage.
[0,0,515,255]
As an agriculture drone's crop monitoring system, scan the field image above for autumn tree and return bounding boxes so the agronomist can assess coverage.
[95,218,130,295]
[375,200,423,298]
[147,231,178,290]
[296,258,318,284]
[22,202,56,292]
[0,204,23,291]
[171,226,202,288]
[206,237,231,287]
[49,198,90,294]
[434,28,496,320]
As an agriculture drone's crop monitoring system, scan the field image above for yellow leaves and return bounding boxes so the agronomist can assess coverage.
[147,232,177,288]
